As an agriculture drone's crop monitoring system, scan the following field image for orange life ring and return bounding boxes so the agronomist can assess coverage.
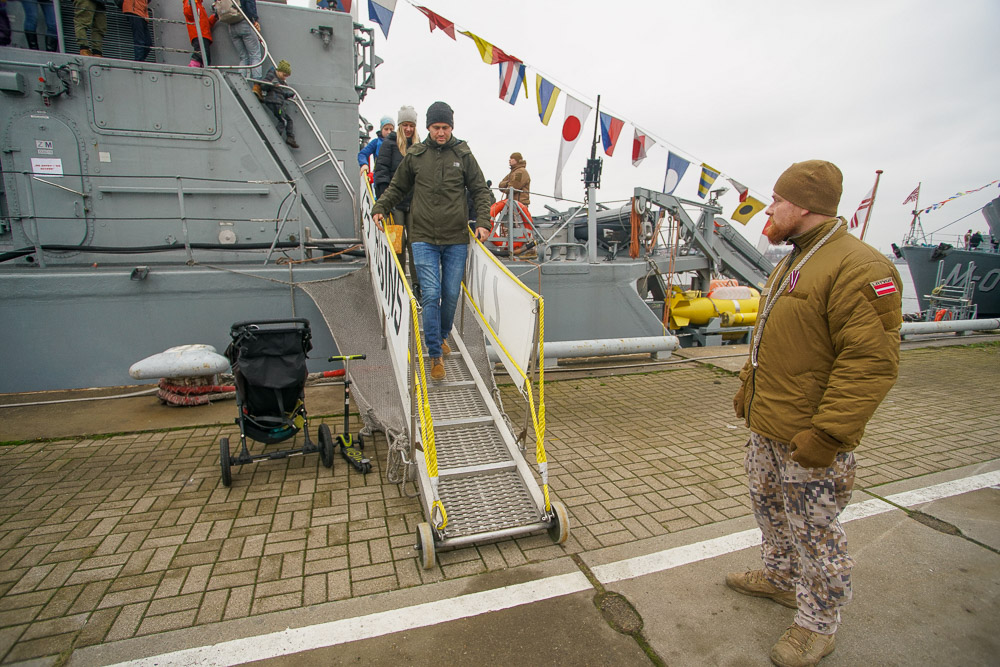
[933,309,951,321]
[489,199,534,251]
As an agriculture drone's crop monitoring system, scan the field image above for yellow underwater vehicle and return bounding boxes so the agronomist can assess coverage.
[665,281,760,332]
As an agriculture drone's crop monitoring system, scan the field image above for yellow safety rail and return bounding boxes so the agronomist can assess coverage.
[462,233,550,513]
[367,183,447,529]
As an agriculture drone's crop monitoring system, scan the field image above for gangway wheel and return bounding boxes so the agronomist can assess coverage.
[416,522,436,569]
[220,438,232,487]
[547,501,570,544]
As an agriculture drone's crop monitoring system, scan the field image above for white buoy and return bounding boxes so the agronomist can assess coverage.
[129,344,230,380]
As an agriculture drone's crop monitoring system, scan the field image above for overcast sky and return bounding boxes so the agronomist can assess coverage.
[298,0,999,253]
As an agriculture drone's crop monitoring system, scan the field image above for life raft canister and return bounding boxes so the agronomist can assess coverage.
[489,199,534,251]
[706,278,740,298]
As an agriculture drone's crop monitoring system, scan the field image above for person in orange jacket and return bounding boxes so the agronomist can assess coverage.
[183,0,217,66]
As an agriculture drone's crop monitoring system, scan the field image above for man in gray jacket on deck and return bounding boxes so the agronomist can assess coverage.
[371,101,492,382]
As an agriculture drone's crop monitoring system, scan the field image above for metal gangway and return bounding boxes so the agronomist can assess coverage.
[307,184,568,568]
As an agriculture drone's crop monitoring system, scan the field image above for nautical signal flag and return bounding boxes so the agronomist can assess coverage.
[498,61,527,105]
[727,178,749,203]
[415,5,455,39]
[731,196,766,225]
[460,30,519,64]
[850,186,874,229]
[663,152,690,195]
[698,163,720,199]
[554,95,592,199]
[536,75,560,126]
[368,0,396,38]
[599,113,624,157]
[632,129,654,166]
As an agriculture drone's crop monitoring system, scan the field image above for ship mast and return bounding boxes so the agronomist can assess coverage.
[904,182,926,244]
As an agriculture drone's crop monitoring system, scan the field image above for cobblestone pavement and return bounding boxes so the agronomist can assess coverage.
[0,344,998,664]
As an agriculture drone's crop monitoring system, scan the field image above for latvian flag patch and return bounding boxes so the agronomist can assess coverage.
[870,278,898,297]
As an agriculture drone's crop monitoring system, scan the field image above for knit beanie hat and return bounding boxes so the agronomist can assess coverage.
[426,101,454,128]
[379,116,394,130]
[773,160,843,216]
[397,105,417,125]
[276,60,291,75]
[510,152,523,161]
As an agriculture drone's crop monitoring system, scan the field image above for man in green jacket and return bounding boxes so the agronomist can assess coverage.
[729,160,902,667]
[371,101,492,381]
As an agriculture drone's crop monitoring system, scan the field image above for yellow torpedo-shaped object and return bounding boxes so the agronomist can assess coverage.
[666,286,760,330]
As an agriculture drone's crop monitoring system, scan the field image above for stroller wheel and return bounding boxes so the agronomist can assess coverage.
[220,438,232,487]
[318,424,334,469]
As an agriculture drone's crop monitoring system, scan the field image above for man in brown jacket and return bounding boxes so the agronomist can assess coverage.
[729,160,902,667]
[498,152,530,206]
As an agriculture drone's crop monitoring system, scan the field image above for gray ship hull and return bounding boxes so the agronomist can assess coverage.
[899,244,1000,318]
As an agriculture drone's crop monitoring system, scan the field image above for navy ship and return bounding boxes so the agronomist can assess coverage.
[897,196,1000,319]
[0,0,776,394]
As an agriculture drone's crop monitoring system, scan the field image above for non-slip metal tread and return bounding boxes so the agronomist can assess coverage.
[435,422,511,469]
[412,354,473,384]
[438,469,541,538]
[427,385,488,421]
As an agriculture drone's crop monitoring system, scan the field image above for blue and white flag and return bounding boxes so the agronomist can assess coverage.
[663,152,690,194]
[498,61,526,105]
[368,0,396,38]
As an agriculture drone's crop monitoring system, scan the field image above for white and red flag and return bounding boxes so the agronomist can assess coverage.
[850,186,874,229]
[553,95,592,199]
[902,184,920,205]
[632,128,654,166]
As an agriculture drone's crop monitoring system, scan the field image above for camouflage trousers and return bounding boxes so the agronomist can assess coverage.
[746,431,856,634]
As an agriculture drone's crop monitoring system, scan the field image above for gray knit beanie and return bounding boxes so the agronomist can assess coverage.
[397,105,417,125]
[425,101,454,128]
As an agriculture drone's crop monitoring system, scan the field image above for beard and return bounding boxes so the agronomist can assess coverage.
[765,217,793,245]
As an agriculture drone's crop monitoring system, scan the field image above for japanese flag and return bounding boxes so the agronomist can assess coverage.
[554,95,592,200]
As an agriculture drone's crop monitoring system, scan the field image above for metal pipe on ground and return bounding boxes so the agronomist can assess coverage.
[488,336,680,367]
[900,318,1000,337]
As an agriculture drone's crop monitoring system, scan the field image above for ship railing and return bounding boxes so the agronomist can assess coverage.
[0,169,357,266]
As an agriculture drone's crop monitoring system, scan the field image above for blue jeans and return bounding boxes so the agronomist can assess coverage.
[228,20,261,79]
[21,0,56,37]
[411,242,467,359]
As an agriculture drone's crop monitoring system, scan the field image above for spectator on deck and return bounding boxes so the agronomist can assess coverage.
[228,0,262,89]
[498,152,531,206]
[0,0,11,47]
[73,0,106,56]
[122,0,151,61]
[20,0,58,51]
[970,230,983,250]
[184,0,216,66]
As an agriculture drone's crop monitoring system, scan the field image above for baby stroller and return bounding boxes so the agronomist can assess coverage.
[219,318,335,486]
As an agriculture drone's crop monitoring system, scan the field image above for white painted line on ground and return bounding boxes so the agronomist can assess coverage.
[592,469,1000,584]
[111,572,591,667]
[109,469,1000,666]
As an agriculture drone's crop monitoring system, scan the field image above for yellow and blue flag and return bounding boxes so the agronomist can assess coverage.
[698,163,720,199]
[536,74,560,126]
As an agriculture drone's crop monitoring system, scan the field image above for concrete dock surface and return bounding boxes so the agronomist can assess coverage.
[0,338,998,665]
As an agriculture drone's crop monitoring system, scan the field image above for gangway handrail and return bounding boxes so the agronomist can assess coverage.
[462,231,550,512]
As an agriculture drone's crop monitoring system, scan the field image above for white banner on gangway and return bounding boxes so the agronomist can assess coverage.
[465,240,538,392]
[360,186,411,423]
